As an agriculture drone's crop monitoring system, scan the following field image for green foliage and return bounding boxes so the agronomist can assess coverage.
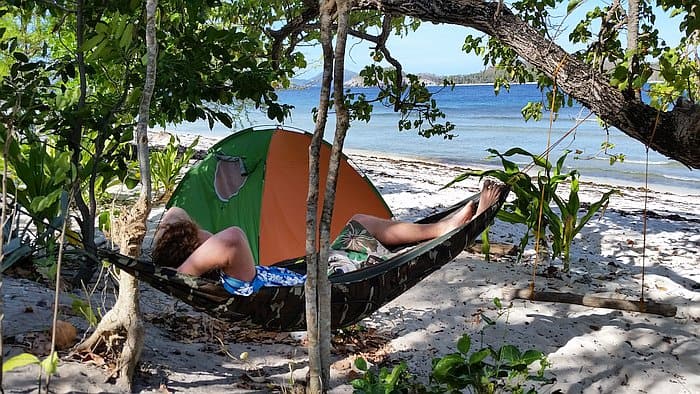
[351,299,552,394]
[354,65,455,139]
[1,1,296,284]
[1,201,35,272]
[40,351,59,376]
[429,334,549,393]
[3,353,41,373]
[70,294,100,327]
[4,351,59,390]
[459,0,697,117]
[351,359,423,394]
[447,147,617,271]
[150,135,199,201]
[2,135,73,235]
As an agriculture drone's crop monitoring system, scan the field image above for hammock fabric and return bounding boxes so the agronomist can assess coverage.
[97,190,507,331]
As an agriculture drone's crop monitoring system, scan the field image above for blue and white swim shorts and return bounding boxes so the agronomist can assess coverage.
[220,265,306,296]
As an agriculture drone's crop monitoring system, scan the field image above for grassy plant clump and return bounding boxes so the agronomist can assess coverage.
[150,134,199,202]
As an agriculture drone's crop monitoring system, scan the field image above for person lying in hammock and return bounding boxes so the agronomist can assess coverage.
[151,180,504,296]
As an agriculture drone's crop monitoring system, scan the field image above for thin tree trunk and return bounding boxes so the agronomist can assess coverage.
[305,0,335,391]
[627,0,640,99]
[317,0,351,385]
[0,99,20,394]
[69,0,100,287]
[75,0,157,389]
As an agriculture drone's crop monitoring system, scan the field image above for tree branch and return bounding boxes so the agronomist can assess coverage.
[268,0,319,67]
[356,0,700,168]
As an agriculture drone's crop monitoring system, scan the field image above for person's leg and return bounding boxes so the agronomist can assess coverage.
[176,226,257,281]
[352,179,503,246]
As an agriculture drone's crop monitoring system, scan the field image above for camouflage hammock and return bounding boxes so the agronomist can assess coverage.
[96,190,507,331]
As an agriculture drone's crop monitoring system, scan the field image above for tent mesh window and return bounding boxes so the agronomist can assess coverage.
[214,155,247,201]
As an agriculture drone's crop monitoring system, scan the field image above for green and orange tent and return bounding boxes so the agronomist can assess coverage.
[166,126,392,266]
[97,125,508,329]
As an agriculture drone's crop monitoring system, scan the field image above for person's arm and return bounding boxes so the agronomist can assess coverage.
[177,227,257,282]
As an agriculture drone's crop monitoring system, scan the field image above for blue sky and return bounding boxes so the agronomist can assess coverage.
[298,4,684,76]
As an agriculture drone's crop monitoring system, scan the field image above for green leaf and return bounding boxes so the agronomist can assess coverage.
[520,350,545,365]
[499,345,521,363]
[40,352,59,376]
[469,348,490,365]
[3,353,40,372]
[432,353,464,381]
[566,0,583,14]
[82,34,105,51]
[119,23,134,49]
[13,51,29,62]
[496,210,528,225]
[354,357,368,371]
[457,334,471,354]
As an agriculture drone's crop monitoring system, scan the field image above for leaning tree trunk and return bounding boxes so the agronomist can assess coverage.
[356,0,700,168]
[75,0,158,389]
[305,0,335,391]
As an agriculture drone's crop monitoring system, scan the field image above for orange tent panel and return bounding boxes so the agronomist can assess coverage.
[259,130,392,266]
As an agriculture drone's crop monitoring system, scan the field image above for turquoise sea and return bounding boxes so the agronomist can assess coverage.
[170,84,700,193]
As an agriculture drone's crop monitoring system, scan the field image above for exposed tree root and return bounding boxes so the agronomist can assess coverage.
[75,198,149,389]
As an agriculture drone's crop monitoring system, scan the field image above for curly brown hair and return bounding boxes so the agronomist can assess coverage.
[151,219,201,268]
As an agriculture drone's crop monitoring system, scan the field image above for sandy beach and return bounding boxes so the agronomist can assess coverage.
[3,132,699,393]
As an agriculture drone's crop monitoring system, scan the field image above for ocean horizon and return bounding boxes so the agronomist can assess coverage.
[169,84,700,194]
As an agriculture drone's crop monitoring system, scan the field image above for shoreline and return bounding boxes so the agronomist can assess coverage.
[344,147,700,197]
[154,130,700,197]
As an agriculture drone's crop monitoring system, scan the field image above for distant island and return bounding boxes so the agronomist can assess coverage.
[289,67,510,89]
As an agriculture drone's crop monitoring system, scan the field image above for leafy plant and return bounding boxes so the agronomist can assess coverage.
[70,294,99,328]
[429,333,550,394]
[3,135,73,244]
[351,358,424,394]
[351,299,552,393]
[447,147,617,271]
[3,351,59,391]
[150,135,199,201]
[1,202,33,272]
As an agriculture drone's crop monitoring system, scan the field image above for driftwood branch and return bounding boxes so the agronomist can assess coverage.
[504,288,677,317]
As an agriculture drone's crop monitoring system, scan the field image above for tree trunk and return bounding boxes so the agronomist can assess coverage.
[317,0,352,386]
[627,0,640,100]
[305,1,335,391]
[75,199,148,389]
[356,0,700,169]
[0,103,18,392]
[75,0,157,389]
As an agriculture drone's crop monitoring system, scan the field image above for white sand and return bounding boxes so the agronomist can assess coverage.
[3,132,699,393]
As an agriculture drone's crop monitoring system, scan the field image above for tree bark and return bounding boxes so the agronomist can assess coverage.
[355,0,700,169]
[75,199,148,389]
[627,0,640,100]
[305,0,335,391]
[316,0,352,387]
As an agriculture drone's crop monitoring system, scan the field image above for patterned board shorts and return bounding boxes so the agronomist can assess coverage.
[220,220,392,296]
[220,266,306,296]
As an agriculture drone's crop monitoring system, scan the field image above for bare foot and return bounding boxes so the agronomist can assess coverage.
[439,201,476,235]
[475,179,504,217]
